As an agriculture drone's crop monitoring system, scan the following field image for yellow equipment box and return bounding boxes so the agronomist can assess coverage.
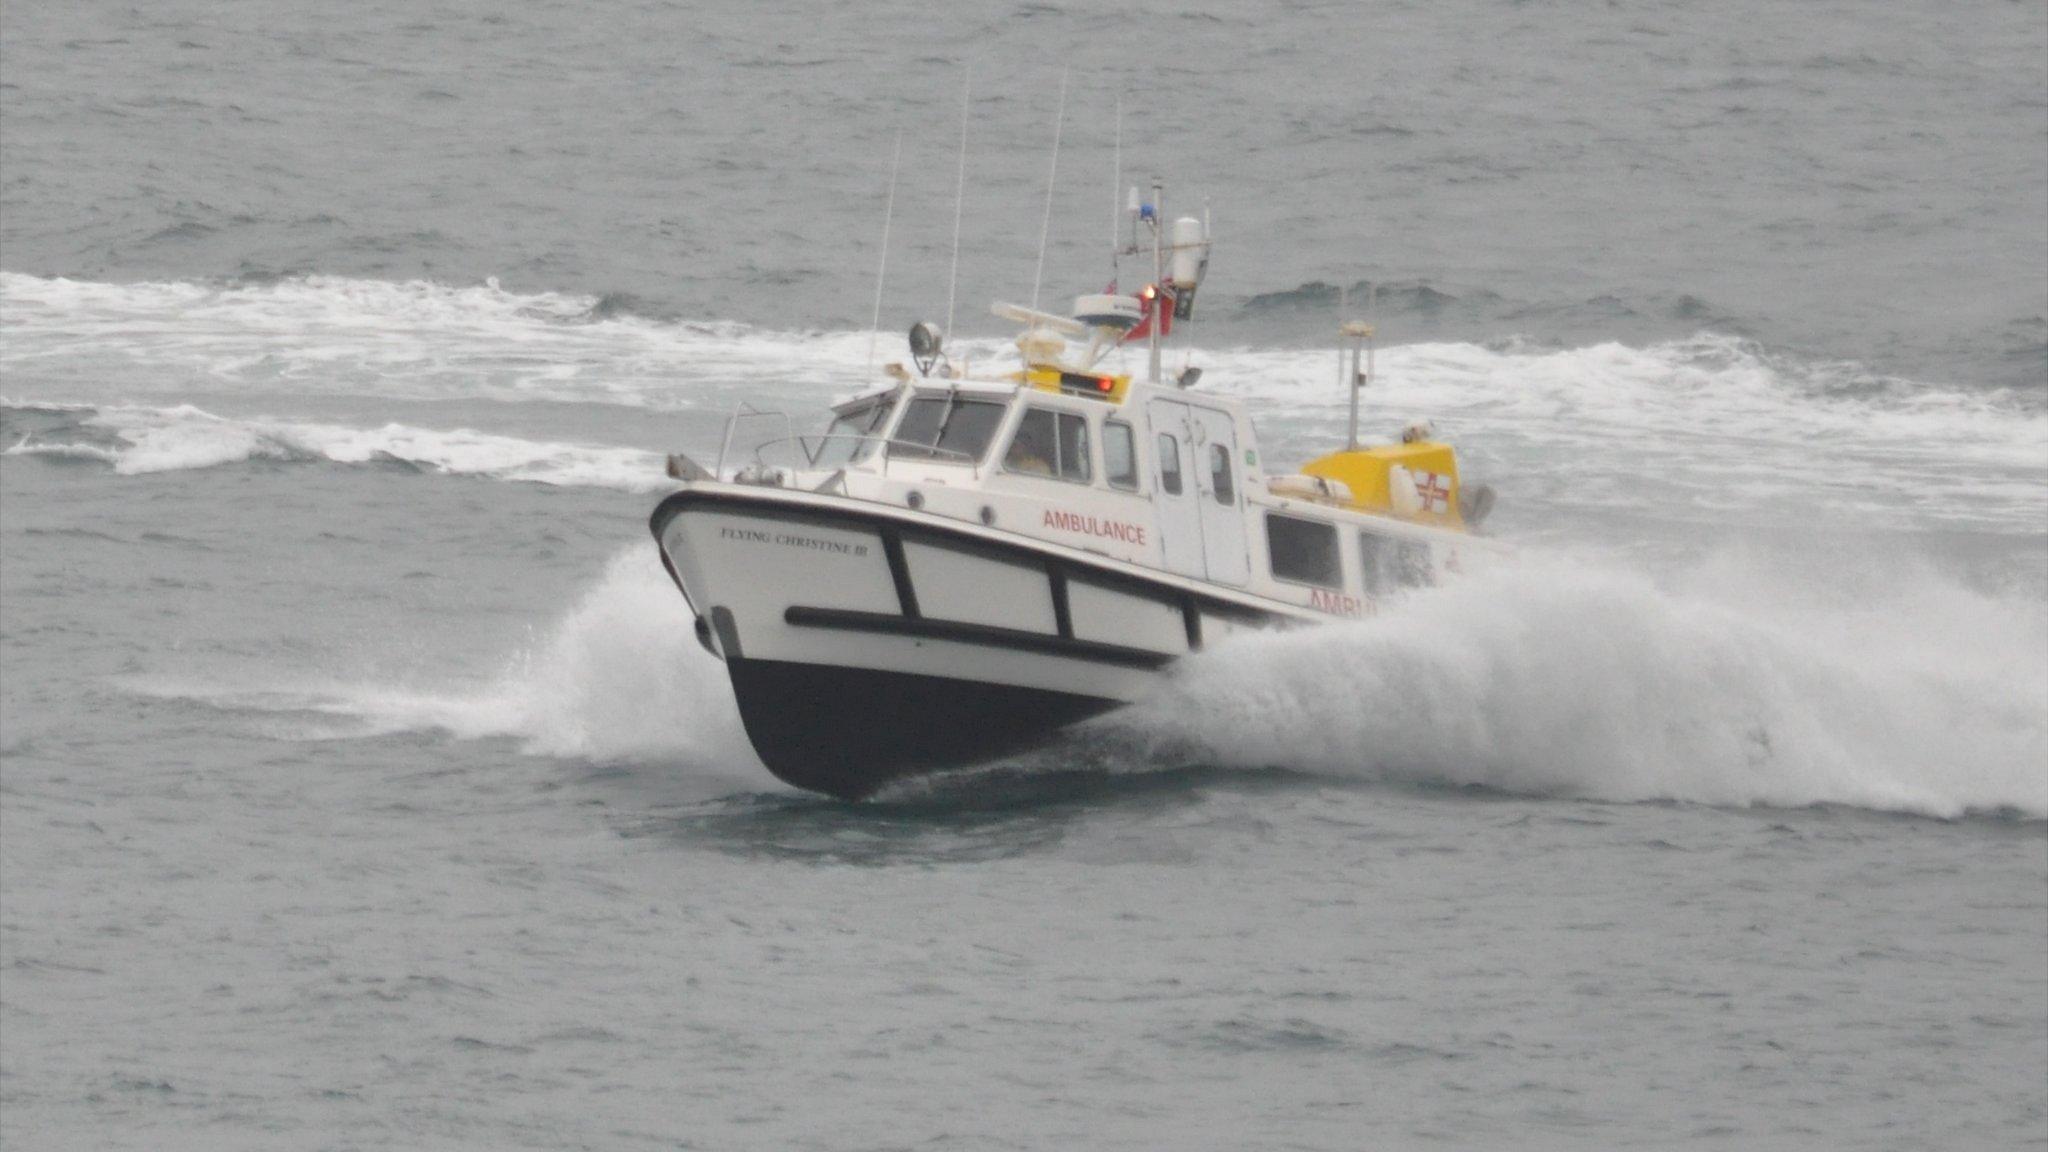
[1302,443,1465,528]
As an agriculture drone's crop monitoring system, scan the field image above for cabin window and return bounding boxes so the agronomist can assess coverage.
[812,399,893,466]
[1358,531,1386,595]
[1103,421,1139,490]
[1157,433,1183,495]
[1360,530,1433,592]
[1209,444,1236,506]
[1267,513,1342,588]
[888,394,1007,464]
[1395,540,1434,588]
[1005,408,1092,483]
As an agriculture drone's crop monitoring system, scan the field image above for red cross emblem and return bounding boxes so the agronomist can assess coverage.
[1412,470,1451,514]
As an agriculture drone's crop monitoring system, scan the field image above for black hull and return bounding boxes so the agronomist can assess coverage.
[651,485,1300,799]
[725,656,1122,800]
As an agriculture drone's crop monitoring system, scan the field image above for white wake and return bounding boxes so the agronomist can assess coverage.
[6,272,2041,530]
[121,541,2048,819]
[4,401,668,490]
[1109,550,2048,819]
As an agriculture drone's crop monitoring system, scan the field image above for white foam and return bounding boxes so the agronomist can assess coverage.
[118,536,2047,818]
[120,549,762,779]
[1108,549,2048,819]
[1,440,121,464]
[4,401,669,490]
[0,271,870,408]
[6,272,2043,531]
[1182,335,2048,530]
[471,548,756,769]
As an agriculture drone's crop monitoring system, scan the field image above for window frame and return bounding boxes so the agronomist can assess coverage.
[1392,538,1434,589]
[1265,512,1345,590]
[1357,529,1388,596]
[811,396,896,466]
[1102,420,1140,492]
[885,390,1010,466]
[1002,405,1096,486]
[1359,528,1434,592]
[1208,443,1237,506]
[1157,432,1184,496]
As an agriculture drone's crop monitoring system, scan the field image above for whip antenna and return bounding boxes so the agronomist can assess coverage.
[1109,91,1122,283]
[866,129,904,379]
[1029,69,1069,314]
[944,68,972,346]
[1337,283,1347,392]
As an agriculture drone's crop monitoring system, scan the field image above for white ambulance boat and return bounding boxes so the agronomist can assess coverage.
[650,188,1495,799]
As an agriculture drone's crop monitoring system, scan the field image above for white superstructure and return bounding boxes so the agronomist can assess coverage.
[651,184,1494,798]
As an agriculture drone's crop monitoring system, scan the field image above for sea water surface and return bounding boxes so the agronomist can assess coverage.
[2,2,2045,1149]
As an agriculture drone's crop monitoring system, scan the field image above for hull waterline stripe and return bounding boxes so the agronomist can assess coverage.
[783,606,1174,670]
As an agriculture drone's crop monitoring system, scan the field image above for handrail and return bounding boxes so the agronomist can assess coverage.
[715,404,795,478]
[747,434,983,481]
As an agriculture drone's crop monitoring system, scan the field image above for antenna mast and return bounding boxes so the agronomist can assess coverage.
[865,130,904,379]
[1148,177,1164,384]
[1029,70,1069,314]
[1337,282,1348,398]
[1342,282,1376,450]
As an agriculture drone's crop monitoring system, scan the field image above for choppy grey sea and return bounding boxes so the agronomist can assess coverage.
[3,2,2045,1148]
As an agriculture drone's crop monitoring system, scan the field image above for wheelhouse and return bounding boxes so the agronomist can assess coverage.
[799,380,1167,499]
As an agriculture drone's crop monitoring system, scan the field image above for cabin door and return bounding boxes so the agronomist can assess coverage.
[1145,399,1207,580]
[1187,405,1250,586]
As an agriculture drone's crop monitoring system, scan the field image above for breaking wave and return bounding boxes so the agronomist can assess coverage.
[1107,550,2048,820]
[119,549,761,777]
[120,539,2048,819]
[2,401,668,490]
[1238,279,1484,317]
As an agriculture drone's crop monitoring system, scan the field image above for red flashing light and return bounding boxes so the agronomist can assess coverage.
[1097,377,1114,392]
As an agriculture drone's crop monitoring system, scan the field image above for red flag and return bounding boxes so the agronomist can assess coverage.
[1120,283,1175,344]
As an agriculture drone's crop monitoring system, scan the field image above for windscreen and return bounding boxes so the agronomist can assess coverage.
[811,399,894,467]
[888,394,1007,464]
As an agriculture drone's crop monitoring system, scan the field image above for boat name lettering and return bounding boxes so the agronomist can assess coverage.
[1309,587,1365,617]
[1041,509,1146,546]
[719,525,869,557]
